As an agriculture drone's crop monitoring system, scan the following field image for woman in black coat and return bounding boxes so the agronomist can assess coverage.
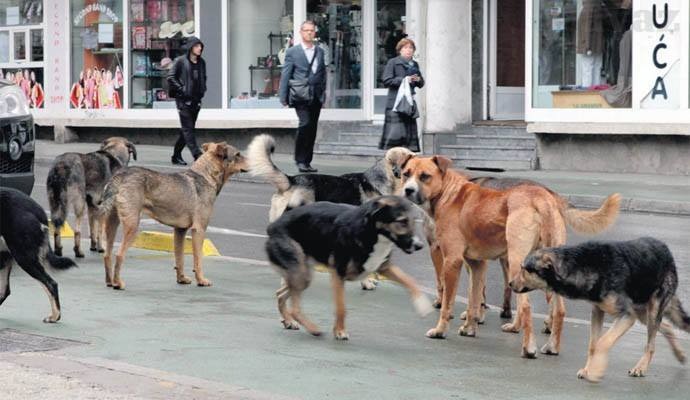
[379,38,424,151]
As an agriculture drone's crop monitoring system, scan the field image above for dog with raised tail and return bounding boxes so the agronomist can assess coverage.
[511,237,690,382]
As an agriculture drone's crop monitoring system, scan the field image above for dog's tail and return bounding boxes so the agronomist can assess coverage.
[666,296,690,333]
[46,161,70,229]
[247,134,291,193]
[46,249,78,270]
[97,176,120,217]
[563,193,621,235]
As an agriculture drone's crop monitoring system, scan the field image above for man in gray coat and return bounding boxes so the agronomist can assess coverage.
[279,21,326,173]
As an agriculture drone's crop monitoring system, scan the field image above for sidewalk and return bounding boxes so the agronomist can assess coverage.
[34,140,690,216]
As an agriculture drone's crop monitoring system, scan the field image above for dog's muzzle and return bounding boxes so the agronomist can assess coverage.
[508,279,533,294]
[403,236,424,254]
[403,185,423,205]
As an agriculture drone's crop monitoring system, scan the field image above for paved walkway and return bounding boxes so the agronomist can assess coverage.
[35,139,690,216]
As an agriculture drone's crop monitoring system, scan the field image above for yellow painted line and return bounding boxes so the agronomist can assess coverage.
[132,231,221,257]
[48,220,75,238]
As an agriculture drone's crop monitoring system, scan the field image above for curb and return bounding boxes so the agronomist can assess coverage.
[48,220,75,238]
[35,157,690,217]
[132,231,221,257]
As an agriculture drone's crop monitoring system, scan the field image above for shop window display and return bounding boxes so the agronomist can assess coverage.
[376,0,405,89]
[533,0,632,108]
[130,0,195,109]
[227,0,292,109]
[307,0,362,109]
[0,67,43,107]
[0,0,43,27]
[70,1,124,109]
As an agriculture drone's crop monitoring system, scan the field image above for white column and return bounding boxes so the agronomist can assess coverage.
[423,0,473,132]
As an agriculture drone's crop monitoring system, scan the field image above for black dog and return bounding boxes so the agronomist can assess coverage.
[1,187,77,322]
[265,196,433,340]
[511,237,690,382]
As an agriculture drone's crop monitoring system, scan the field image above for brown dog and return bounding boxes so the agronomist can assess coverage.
[400,155,620,358]
[99,142,248,289]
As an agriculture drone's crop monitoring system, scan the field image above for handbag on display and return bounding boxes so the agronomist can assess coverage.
[288,52,317,105]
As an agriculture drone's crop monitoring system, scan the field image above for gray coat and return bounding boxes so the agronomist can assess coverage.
[382,56,424,109]
[279,44,327,106]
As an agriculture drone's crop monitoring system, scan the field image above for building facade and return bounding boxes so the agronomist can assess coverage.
[1,0,688,174]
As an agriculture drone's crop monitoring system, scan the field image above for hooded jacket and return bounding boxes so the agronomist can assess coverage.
[167,36,207,103]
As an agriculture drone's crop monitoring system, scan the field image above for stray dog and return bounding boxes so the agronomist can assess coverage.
[400,155,620,358]
[99,142,248,289]
[512,238,690,382]
[47,137,137,257]
[1,187,77,322]
[248,134,417,290]
[265,196,433,339]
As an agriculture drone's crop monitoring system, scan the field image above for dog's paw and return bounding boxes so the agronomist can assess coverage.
[628,367,646,378]
[500,309,513,319]
[432,298,442,309]
[674,350,687,364]
[521,347,538,359]
[98,248,105,253]
[333,330,349,340]
[177,276,192,285]
[501,322,520,334]
[577,368,589,380]
[459,310,467,320]
[540,341,559,356]
[281,319,300,330]
[74,250,85,258]
[42,314,60,323]
[90,246,98,252]
[196,278,213,287]
[54,247,63,257]
[425,328,447,339]
[360,278,378,290]
[413,295,434,317]
[112,280,126,290]
[458,325,476,337]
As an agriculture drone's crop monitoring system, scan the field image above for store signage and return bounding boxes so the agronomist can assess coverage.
[73,3,119,26]
[46,0,67,108]
[634,0,681,109]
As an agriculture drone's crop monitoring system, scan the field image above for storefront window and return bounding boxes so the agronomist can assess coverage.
[130,0,195,109]
[532,0,633,109]
[307,0,362,109]
[70,1,124,109]
[0,0,43,27]
[0,1,44,108]
[227,0,292,109]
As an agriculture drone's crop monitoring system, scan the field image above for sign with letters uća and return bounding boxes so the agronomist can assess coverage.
[634,0,681,109]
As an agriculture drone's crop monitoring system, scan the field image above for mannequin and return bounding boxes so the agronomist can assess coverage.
[577,0,604,87]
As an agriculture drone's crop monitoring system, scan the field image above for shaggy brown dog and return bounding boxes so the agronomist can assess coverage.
[47,137,137,257]
[99,142,247,289]
[400,155,620,358]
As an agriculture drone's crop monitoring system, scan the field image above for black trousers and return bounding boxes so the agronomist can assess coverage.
[173,103,202,159]
[294,101,322,165]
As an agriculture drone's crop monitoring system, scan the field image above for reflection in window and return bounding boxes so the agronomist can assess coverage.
[376,0,406,89]
[0,0,44,27]
[30,28,41,61]
[307,0,362,109]
[227,0,293,109]
[533,0,632,109]
[13,30,24,60]
[0,31,8,62]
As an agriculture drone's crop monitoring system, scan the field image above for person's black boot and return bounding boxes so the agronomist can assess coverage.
[297,163,318,173]
[171,155,187,166]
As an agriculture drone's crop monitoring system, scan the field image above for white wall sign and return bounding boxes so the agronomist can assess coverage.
[45,0,68,110]
[634,0,681,109]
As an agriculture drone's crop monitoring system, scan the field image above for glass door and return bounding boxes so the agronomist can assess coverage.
[373,0,406,119]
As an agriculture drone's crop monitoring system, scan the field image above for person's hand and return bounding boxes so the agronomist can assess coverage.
[409,74,420,82]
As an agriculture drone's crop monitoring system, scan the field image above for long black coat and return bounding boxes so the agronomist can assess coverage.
[382,56,424,109]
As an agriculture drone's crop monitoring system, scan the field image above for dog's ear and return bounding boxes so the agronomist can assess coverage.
[214,143,228,159]
[126,141,137,161]
[202,143,211,152]
[432,156,453,175]
[100,138,111,150]
[370,196,398,220]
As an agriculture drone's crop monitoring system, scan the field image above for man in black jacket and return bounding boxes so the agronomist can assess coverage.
[279,21,326,173]
[167,36,206,166]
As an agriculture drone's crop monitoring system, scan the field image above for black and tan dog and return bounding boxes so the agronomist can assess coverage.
[511,237,690,382]
[47,137,137,257]
[265,196,433,340]
[248,134,419,290]
[1,187,77,323]
[99,142,247,289]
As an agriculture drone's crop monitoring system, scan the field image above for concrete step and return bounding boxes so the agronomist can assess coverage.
[440,145,536,160]
[455,125,529,137]
[315,141,384,157]
[454,134,536,148]
[331,132,381,146]
[319,121,383,135]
